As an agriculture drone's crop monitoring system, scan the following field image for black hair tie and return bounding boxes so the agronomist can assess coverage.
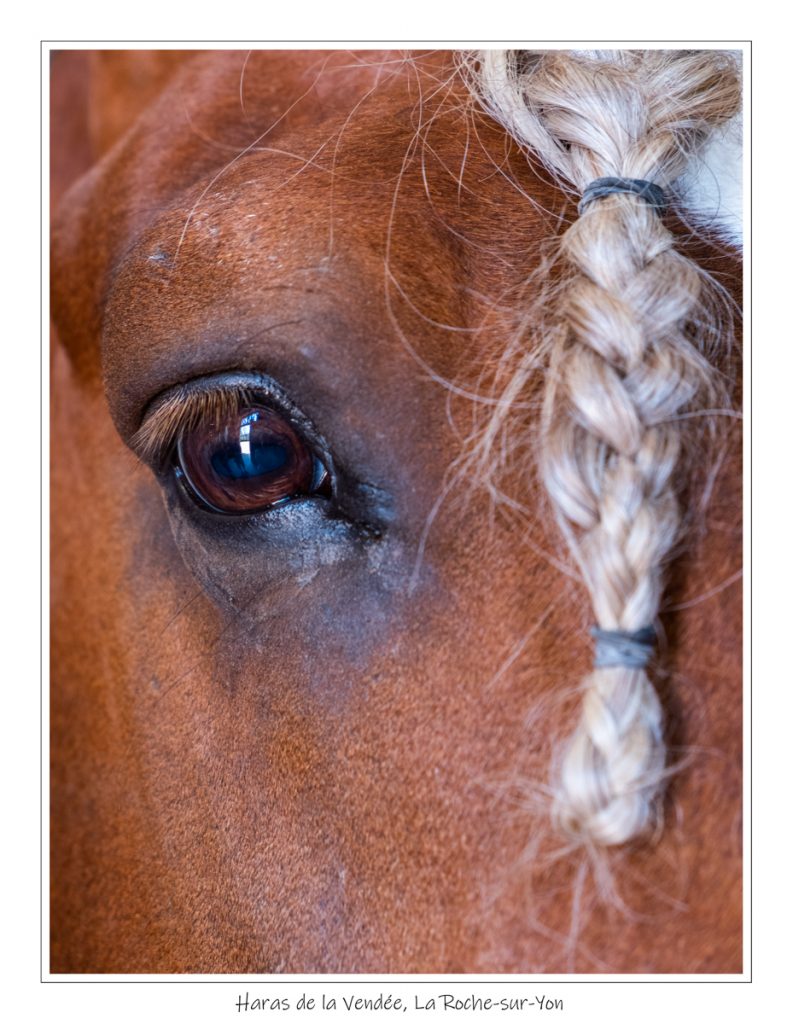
[591,626,657,669]
[578,177,667,216]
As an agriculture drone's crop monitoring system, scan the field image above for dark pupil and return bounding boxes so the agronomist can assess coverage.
[209,414,289,480]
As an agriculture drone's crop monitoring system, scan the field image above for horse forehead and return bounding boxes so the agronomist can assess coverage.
[98,64,500,419]
[183,49,452,129]
[100,124,468,343]
[56,50,540,384]
[134,50,454,190]
[101,53,473,309]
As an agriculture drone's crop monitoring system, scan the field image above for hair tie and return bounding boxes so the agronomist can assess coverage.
[578,177,667,216]
[591,626,656,669]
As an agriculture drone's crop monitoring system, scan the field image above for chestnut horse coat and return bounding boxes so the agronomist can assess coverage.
[50,50,742,973]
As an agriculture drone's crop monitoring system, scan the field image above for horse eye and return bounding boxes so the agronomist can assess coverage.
[175,403,329,514]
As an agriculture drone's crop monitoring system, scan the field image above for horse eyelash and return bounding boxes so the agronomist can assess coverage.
[131,385,254,467]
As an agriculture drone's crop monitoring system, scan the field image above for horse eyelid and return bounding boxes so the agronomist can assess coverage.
[131,386,251,467]
[129,373,330,472]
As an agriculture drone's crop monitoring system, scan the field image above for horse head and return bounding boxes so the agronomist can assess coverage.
[51,49,742,972]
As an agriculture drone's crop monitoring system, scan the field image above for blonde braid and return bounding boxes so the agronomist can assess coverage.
[469,50,741,846]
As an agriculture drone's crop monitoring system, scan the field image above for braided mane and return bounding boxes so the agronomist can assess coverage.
[464,49,742,846]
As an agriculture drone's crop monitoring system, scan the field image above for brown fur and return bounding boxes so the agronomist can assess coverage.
[50,50,742,973]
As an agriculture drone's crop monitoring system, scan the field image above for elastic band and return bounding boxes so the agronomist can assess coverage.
[591,626,656,669]
[578,177,667,217]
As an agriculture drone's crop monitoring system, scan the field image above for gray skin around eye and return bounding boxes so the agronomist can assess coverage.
[161,467,421,681]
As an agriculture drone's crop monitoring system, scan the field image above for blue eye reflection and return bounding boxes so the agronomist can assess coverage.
[210,414,290,481]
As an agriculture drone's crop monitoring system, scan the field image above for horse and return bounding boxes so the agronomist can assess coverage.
[50,48,743,973]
